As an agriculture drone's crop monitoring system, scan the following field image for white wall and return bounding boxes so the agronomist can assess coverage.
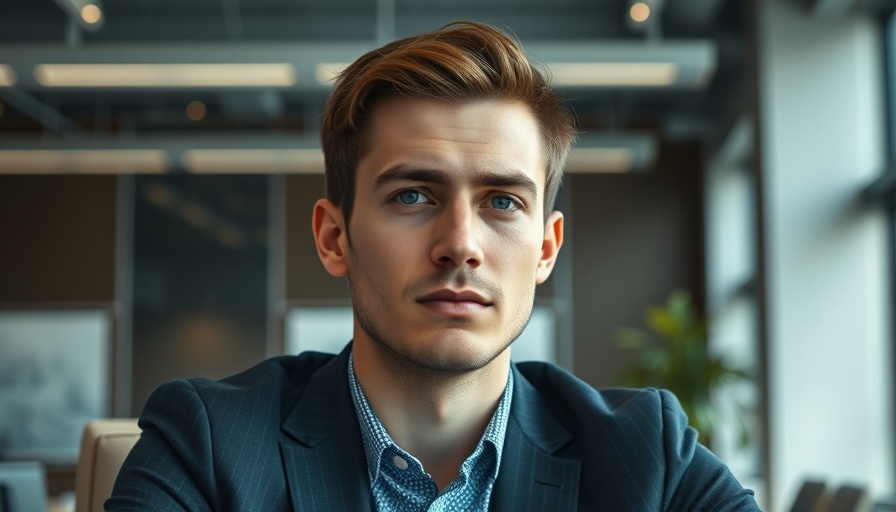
[757,1,893,509]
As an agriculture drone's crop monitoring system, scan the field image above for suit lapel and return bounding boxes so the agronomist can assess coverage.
[490,366,581,512]
[275,349,581,511]
[279,345,372,512]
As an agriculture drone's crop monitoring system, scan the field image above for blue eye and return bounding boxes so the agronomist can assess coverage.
[490,196,517,210]
[397,190,423,204]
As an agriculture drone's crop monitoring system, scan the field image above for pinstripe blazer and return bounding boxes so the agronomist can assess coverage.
[107,344,760,511]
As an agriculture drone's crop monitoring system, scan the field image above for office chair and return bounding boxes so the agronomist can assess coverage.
[74,419,140,512]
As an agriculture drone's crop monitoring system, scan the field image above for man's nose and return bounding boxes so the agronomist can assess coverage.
[430,203,484,269]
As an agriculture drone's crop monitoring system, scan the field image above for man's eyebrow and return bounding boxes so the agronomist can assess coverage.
[472,170,539,199]
[373,165,451,189]
[373,164,540,199]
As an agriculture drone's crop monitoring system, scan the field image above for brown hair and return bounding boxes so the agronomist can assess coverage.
[320,21,576,223]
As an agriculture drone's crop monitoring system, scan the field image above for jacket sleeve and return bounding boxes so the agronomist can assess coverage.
[105,379,218,511]
[659,389,762,511]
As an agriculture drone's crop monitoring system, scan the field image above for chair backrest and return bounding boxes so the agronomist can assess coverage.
[828,485,870,512]
[790,480,829,512]
[74,419,141,512]
[0,461,46,512]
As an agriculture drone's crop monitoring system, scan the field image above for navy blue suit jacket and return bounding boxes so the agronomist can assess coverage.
[107,345,760,511]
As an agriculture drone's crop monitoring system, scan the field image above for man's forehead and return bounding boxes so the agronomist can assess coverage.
[358,97,547,190]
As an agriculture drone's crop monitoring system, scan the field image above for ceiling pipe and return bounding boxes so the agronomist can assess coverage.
[664,0,727,32]
[221,0,246,40]
[0,88,84,138]
[375,0,397,44]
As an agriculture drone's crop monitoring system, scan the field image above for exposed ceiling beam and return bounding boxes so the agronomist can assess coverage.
[664,0,727,32]
[0,39,715,91]
[0,88,84,137]
[802,0,882,18]
[0,132,658,174]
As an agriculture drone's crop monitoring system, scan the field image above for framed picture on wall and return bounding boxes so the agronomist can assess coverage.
[0,309,111,464]
[284,303,557,363]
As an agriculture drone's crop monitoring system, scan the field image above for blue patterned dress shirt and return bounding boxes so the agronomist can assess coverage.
[348,354,513,512]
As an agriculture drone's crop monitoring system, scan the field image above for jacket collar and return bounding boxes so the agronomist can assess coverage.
[278,345,581,512]
[489,365,581,511]
[279,343,373,511]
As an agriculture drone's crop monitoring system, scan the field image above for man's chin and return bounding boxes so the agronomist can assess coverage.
[399,337,511,375]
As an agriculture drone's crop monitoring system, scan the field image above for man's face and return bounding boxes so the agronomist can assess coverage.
[315,96,563,374]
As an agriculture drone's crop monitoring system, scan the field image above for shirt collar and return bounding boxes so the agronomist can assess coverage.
[347,353,514,485]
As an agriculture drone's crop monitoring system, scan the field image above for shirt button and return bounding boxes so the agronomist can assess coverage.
[392,455,409,469]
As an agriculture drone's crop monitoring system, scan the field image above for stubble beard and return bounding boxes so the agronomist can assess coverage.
[347,243,534,378]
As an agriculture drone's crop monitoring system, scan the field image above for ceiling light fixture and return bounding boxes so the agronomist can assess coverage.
[2,39,713,90]
[629,2,651,23]
[34,63,297,87]
[548,62,677,87]
[181,148,324,173]
[80,4,102,24]
[566,148,633,174]
[0,133,653,175]
[0,65,17,86]
[566,133,657,173]
[51,0,104,31]
[0,149,169,173]
[186,100,207,121]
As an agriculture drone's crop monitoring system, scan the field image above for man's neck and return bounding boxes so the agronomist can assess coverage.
[351,338,510,490]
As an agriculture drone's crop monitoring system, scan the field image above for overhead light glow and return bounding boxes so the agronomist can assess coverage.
[630,2,651,23]
[565,148,634,174]
[315,63,349,85]
[0,65,17,86]
[182,149,324,173]
[181,203,212,228]
[548,62,677,86]
[216,224,244,249]
[80,4,102,24]
[34,63,297,87]
[144,183,176,208]
[186,100,207,121]
[0,149,169,173]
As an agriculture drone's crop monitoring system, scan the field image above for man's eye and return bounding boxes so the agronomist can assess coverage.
[396,190,425,205]
[488,196,519,211]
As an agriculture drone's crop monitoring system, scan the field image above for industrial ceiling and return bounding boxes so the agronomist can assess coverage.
[0,0,746,173]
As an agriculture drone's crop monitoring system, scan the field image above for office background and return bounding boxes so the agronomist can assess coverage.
[1,0,894,510]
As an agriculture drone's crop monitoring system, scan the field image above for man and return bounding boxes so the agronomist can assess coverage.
[108,22,761,511]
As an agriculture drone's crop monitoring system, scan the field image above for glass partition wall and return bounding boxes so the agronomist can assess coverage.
[130,174,270,415]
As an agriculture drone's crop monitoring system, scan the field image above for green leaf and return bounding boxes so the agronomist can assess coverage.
[616,327,648,349]
[646,308,677,339]
[611,288,756,448]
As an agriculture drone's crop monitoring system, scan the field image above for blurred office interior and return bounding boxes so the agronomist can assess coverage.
[1,0,895,510]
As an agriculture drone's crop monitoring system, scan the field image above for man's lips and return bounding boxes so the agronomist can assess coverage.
[416,289,492,305]
[416,289,493,315]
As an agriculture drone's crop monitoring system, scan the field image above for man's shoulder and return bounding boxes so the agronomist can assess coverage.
[512,364,759,510]
[144,350,343,423]
[516,361,672,413]
[513,360,671,427]
[185,351,338,393]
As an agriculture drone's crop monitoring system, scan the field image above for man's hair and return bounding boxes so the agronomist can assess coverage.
[320,21,576,224]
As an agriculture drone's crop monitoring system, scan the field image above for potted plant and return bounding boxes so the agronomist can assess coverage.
[616,289,751,447]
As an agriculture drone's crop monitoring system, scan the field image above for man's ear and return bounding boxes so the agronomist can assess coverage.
[312,199,349,277]
[535,210,564,285]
